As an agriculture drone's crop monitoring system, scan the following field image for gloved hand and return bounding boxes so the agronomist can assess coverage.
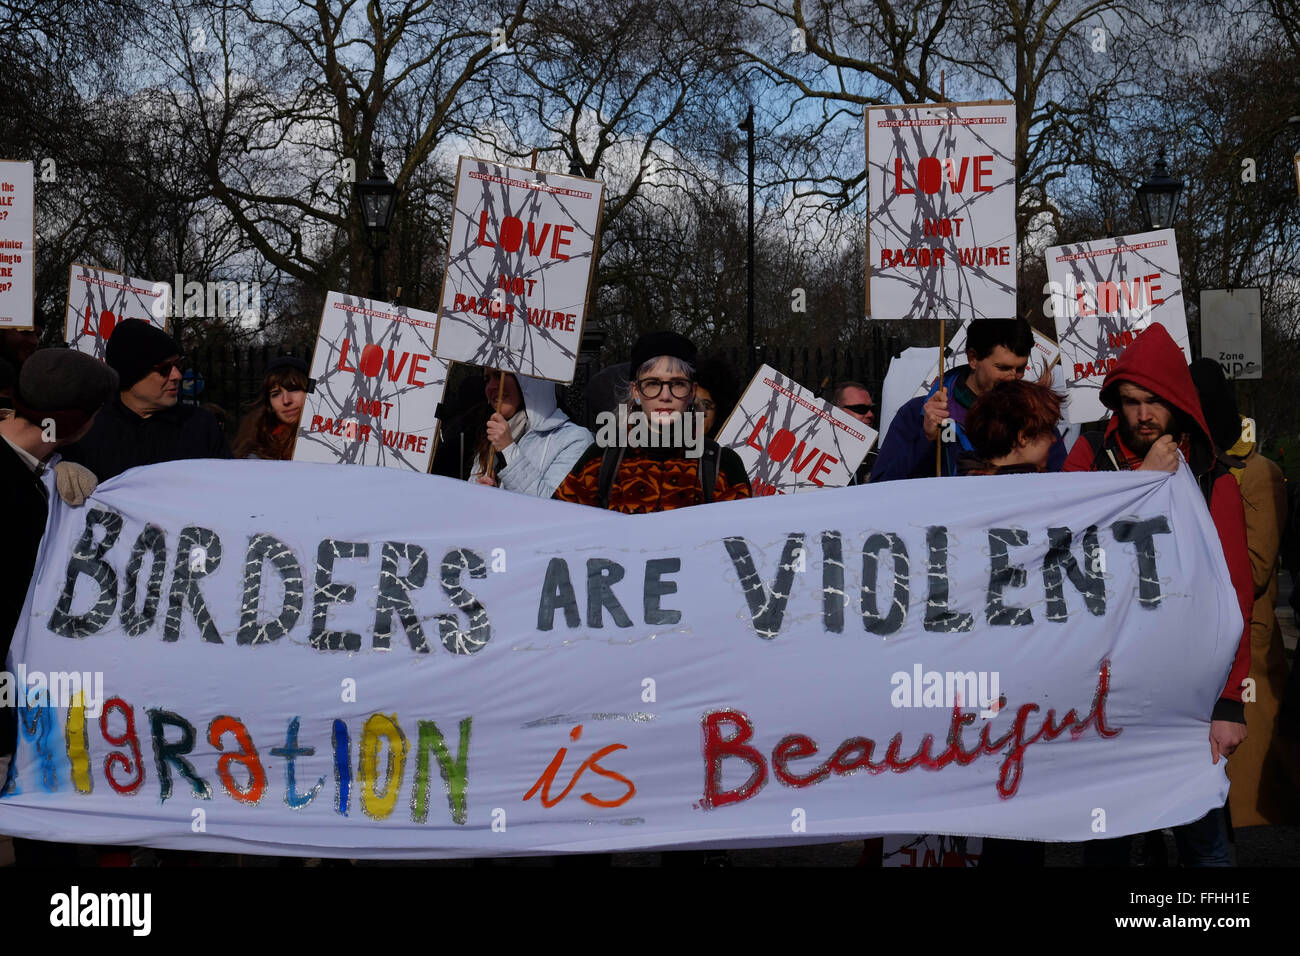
[53,460,99,506]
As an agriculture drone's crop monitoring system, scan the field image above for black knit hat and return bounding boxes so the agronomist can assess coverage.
[105,319,181,388]
[12,348,119,434]
[265,355,309,377]
[1189,358,1241,452]
[630,331,697,375]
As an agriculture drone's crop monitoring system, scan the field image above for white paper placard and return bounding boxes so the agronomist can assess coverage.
[866,102,1017,320]
[0,159,35,329]
[715,364,876,495]
[883,834,983,867]
[435,157,603,383]
[1200,289,1262,381]
[294,291,449,472]
[1046,230,1189,423]
[64,265,170,358]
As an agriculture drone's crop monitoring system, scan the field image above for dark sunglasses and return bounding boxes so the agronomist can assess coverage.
[151,358,182,378]
[840,403,874,415]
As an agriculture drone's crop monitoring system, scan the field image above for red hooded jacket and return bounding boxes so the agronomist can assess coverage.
[1063,323,1252,723]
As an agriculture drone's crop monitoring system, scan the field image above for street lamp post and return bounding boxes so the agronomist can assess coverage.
[356,149,400,301]
[1136,147,1185,231]
[738,107,755,376]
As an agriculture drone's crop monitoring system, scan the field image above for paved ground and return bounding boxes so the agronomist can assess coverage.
[4,574,1297,868]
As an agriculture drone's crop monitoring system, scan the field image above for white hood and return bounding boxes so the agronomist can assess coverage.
[515,374,568,433]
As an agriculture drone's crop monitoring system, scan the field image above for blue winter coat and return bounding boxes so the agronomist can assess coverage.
[870,367,1066,481]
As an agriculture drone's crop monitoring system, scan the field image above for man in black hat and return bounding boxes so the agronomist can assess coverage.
[1,348,119,864]
[59,318,230,481]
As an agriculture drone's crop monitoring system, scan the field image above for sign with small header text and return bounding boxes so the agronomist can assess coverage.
[866,102,1017,321]
[435,157,603,383]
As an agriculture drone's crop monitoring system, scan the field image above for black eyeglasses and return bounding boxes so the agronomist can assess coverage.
[840,403,873,415]
[636,377,692,399]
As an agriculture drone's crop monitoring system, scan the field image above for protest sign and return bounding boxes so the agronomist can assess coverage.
[434,157,603,383]
[866,101,1017,321]
[64,265,170,359]
[883,833,982,867]
[1200,289,1262,381]
[0,160,35,330]
[1046,229,1190,423]
[912,320,1060,399]
[715,365,876,495]
[293,292,448,472]
[0,460,1240,857]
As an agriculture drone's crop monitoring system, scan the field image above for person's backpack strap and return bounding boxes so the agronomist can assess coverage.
[699,440,720,503]
[597,445,626,510]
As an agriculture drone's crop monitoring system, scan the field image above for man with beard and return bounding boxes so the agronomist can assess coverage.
[1063,323,1253,866]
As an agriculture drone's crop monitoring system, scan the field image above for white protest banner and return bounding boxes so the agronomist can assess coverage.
[912,320,1060,399]
[294,291,449,472]
[1046,230,1190,423]
[434,157,603,383]
[1200,289,1262,381]
[0,461,1240,857]
[866,101,1017,321]
[715,364,876,495]
[0,160,35,329]
[64,265,170,359]
[883,833,981,867]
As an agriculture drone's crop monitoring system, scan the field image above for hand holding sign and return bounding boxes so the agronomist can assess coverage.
[486,412,513,451]
[1138,434,1180,473]
[922,387,949,441]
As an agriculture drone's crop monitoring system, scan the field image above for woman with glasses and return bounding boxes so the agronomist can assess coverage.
[553,331,751,513]
[233,356,309,460]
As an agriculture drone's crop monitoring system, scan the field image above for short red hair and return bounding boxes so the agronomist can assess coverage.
[965,380,1062,460]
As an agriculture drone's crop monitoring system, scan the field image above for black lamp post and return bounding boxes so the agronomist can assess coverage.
[738,106,755,376]
[355,149,399,301]
[1136,147,1184,231]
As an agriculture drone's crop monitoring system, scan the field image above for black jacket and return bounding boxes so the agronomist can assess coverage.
[60,397,231,482]
[0,440,49,754]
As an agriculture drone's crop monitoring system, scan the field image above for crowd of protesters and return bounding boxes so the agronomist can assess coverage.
[1,314,1298,867]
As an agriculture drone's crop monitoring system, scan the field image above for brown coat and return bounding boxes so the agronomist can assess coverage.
[1225,441,1300,826]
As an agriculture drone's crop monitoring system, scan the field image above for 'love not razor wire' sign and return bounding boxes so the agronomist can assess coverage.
[1046,230,1189,424]
[64,265,170,360]
[294,292,449,473]
[435,157,604,384]
[866,102,1017,321]
[0,460,1240,857]
[717,365,877,495]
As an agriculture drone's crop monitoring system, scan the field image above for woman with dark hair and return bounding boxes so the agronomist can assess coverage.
[233,356,309,460]
[692,354,740,440]
[469,371,592,497]
[958,379,1063,476]
[553,331,751,512]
